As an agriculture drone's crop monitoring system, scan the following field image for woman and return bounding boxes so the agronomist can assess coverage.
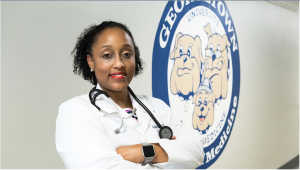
[56,21,204,169]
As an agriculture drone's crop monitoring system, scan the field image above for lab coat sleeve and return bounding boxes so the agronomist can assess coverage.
[151,98,205,169]
[55,100,159,169]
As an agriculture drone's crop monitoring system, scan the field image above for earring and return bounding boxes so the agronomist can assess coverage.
[91,68,93,72]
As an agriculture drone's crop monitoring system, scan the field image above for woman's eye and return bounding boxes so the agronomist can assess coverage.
[102,54,112,58]
[123,53,132,58]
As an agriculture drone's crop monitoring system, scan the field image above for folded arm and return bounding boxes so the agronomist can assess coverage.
[115,136,176,164]
[56,101,159,169]
[116,143,169,164]
[116,110,204,169]
[146,97,205,169]
[155,121,205,169]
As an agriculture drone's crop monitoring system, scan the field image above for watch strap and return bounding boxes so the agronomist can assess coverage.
[144,156,154,164]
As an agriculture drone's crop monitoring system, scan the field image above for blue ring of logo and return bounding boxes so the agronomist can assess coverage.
[152,1,240,169]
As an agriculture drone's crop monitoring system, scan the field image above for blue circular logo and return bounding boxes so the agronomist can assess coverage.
[152,1,240,168]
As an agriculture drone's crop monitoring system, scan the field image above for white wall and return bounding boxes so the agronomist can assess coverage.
[210,1,299,169]
[1,1,298,169]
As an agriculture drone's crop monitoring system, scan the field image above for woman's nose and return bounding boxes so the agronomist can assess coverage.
[114,56,124,68]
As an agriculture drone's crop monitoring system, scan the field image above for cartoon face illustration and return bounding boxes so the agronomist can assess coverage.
[192,79,215,132]
[202,23,231,101]
[170,33,204,100]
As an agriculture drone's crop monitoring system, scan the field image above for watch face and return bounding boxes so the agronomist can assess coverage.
[160,127,172,139]
[143,145,155,157]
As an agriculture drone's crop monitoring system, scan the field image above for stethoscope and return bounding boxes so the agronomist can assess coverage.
[89,86,173,139]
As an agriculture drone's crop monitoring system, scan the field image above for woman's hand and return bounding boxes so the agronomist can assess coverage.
[151,136,176,163]
[116,136,176,164]
[116,144,144,164]
[150,143,168,164]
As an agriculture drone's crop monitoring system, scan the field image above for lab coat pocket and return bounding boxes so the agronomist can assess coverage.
[102,115,145,148]
[146,120,162,143]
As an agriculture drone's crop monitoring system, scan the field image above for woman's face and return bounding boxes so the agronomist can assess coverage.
[87,27,136,92]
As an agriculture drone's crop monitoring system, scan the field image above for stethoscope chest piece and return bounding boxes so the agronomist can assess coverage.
[89,86,173,139]
[159,126,173,139]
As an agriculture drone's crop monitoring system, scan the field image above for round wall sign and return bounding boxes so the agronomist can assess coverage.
[152,1,240,168]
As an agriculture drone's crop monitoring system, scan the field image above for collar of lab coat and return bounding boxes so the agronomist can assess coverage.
[95,84,154,133]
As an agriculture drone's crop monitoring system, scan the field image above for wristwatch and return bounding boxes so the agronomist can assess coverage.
[141,143,156,164]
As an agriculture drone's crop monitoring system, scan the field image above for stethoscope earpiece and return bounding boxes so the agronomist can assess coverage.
[114,107,137,134]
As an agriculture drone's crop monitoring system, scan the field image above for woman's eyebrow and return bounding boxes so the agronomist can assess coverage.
[101,45,112,49]
[123,44,133,48]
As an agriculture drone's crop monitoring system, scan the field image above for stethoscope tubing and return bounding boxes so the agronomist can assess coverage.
[89,86,163,130]
[89,88,109,112]
[127,87,163,129]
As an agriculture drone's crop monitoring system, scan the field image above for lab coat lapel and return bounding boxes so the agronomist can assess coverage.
[94,96,119,115]
[96,84,154,139]
[94,84,118,114]
[129,93,154,133]
[94,84,147,138]
[113,95,148,140]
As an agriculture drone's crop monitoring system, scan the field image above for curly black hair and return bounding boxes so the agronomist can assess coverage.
[72,21,143,85]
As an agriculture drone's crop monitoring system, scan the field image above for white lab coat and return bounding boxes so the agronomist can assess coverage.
[56,84,204,169]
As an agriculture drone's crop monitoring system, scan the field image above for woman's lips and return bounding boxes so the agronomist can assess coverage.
[110,75,126,79]
[109,72,126,79]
